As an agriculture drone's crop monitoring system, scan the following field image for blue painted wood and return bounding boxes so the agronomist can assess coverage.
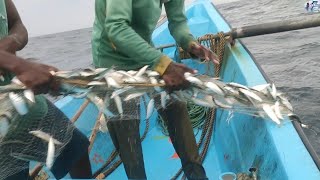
[34,0,320,179]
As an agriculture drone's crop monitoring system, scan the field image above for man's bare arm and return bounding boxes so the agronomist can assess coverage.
[0,0,28,53]
[0,51,58,94]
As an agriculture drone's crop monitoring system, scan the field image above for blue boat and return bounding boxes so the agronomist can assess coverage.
[34,0,320,179]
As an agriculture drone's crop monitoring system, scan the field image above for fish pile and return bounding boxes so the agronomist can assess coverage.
[0,65,296,126]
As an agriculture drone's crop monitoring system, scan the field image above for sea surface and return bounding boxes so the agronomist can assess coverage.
[18,0,320,157]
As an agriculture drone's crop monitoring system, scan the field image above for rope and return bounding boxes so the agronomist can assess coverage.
[71,99,90,123]
[170,32,227,180]
[88,112,103,153]
[158,101,208,136]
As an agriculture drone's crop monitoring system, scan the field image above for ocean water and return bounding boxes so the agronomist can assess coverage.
[18,0,320,157]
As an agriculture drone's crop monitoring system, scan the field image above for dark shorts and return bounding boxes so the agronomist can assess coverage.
[2,100,89,180]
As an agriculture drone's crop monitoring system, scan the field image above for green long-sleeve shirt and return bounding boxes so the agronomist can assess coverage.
[92,0,196,75]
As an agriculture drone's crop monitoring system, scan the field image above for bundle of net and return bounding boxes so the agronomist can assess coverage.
[0,91,74,179]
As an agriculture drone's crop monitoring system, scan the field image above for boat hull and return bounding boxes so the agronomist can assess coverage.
[34,0,320,179]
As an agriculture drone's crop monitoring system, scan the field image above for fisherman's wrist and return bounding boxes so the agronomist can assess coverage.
[153,55,173,76]
[10,56,27,74]
[185,41,199,59]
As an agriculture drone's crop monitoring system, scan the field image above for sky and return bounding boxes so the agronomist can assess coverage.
[13,0,95,37]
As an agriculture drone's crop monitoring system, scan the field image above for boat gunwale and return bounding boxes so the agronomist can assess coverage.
[208,0,320,171]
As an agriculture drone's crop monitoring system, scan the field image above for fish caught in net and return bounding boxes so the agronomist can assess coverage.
[0,65,302,179]
[0,93,75,179]
[0,65,299,126]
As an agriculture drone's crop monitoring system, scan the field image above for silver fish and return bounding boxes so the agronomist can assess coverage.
[150,77,161,92]
[251,84,270,92]
[106,77,121,88]
[127,70,137,76]
[46,137,55,169]
[116,70,135,78]
[223,86,238,95]
[214,97,232,109]
[228,82,249,90]
[160,91,167,109]
[146,70,160,77]
[123,76,148,84]
[124,92,145,101]
[87,81,106,86]
[239,88,262,102]
[10,153,38,162]
[23,89,35,103]
[159,80,165,85]
[79,71,96,77]
[185,76,203,86]
[9,92,28,115]
[146,99,155,119]
[184,72,192,77]
[110,86,133,99]
[87,93,114,118]
[205,82,224,96]
[262,104,281,125]
[274,101,284,120]
[191,96,215,108]
[99,114,108,133]
[11,77,24,86]
[278,94,293,112]
[270,83,277,99]
[29,130,62,145]
[135,65,149,77]
[95,68,109,74]
[0,75,4,82]
[114,95,123,117]
[192,88,199,98]
[0,116,10,138]
[93,68,114,80]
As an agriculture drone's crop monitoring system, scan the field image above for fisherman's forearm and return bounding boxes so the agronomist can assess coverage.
[7,23,28,51]
[0,50,25,73]
[164,0,196,51]
[0,32,27,53]
[4,0,28,52]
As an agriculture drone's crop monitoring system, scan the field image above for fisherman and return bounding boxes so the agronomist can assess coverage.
[0,0,92,179]
[92,0,219,179]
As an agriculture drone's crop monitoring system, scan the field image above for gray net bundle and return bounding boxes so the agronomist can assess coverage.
[0,93,75,179]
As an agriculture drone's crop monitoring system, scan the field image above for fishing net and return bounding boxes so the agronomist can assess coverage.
[0,94,75,179]
[90,94,158,179]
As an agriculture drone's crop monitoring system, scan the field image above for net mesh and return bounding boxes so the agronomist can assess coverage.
[0,94,75,179]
